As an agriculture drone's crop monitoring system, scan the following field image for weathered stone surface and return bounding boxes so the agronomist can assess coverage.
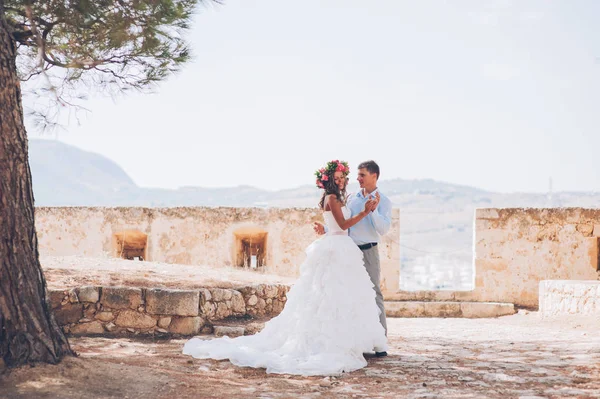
[54,303,83,325]
[77,286,100,303]
[200,325,214,334]
[272,299,285,315]
[70,321,104,335]
[215,302,231,319]
[459,302,515,318]
[95,311,115,322]
[540,280,600,317]
[384,301,515,318]
[115,310,157,329]
[473,208,600,308]
[214,326,244,338]
[200,301,216,319]
[101,287,143,310]
[158,317,172,329]
[199,288,211,303]
[248,297,267,316]
[244,322,265,335]
[104,322,117,332]
[209,288,233,302]
[238,286,255,297]
[230,291,246,314]
[168,317,204,335]
[576,224,594,236]
[68,289,79,303]
[83,305,96,319]
[247,295,258,306]
[263,285,279,299]
[146,288,199,316]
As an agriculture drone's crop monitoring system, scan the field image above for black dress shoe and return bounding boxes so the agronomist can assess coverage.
[375,351,388,358]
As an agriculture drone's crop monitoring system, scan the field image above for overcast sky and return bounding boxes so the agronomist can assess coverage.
[27,0,600,193]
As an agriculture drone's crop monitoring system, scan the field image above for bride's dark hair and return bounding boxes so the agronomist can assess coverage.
[318,174,347,210]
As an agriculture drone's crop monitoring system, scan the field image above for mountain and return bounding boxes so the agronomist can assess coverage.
[29,140,137,206]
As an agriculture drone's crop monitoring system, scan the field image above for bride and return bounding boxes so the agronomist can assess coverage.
[182,160,388,376]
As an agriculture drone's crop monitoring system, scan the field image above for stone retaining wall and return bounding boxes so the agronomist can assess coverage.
[539,280,600,317]
[48,284,289,336]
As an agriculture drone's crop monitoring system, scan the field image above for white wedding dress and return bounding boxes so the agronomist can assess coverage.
[182,207,388,376]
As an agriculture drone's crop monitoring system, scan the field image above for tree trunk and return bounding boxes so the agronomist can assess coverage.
[0,3,73,367]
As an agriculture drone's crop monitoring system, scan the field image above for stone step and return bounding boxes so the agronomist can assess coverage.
[385,301,515,318]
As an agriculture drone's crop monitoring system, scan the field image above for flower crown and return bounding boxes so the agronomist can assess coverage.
[314,160,350,188]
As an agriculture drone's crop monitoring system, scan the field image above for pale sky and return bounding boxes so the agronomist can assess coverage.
[26,0,600,193]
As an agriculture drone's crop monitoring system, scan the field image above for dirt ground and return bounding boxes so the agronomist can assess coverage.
[2,314,599,399]
[40,255,295,290]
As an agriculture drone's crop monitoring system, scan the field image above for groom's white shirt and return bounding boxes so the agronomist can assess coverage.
[347,188,392,245]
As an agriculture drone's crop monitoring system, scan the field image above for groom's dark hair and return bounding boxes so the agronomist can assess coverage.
[358,160,380,179]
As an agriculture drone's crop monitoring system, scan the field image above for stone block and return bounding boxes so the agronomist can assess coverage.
[158,317,172,329]
[95,311,114,322]
[385,301,426,317]
[230,291,246,314]
[115,310,157,329]
[209,288,233,302]
[539,280,600,317]
[169,317,204,335]
[214,326,244,338]
[146,288,199,316]
[77,286,100,303]
[459,302,515,318]
[70,321,104,335]
[101,287,143,310]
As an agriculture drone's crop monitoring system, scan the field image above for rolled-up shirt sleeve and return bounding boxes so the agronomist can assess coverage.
[370,196,392,236]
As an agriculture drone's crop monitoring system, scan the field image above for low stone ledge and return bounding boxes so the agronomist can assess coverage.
[49,283,289,337]
[539,280,600,317]
[146,288,199,316]
[101,287,143,310]
[385,301,515,318]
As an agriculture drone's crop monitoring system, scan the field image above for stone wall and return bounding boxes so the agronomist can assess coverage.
[539,280,600,317]
[48,284,289,336]
[472,208,600,307]
[35,206,401,294]
[388,208,600,308]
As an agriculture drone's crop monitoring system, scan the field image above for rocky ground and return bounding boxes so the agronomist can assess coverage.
[2,313,599,399]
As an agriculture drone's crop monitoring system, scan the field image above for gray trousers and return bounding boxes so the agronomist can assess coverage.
[361,246,387,335]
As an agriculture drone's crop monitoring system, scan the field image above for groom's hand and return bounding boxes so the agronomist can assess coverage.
[364,198,377,213]
[372,192,381,209]
[313,222,325,235]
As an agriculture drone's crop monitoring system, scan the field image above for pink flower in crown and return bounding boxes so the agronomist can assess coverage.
[333,160,339,164]
[317,181,324,188]
[320,168,326,173]
[337,163,345,172]
[344,166,350,173]
[321,174,329,181]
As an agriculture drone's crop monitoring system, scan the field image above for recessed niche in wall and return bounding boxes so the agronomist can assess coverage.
[233,227,268,268]
[112,230,148,261]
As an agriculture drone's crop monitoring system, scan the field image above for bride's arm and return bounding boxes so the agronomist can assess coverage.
[327,195,372,231]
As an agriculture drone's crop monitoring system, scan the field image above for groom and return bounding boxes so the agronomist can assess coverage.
[314,160,392,357]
